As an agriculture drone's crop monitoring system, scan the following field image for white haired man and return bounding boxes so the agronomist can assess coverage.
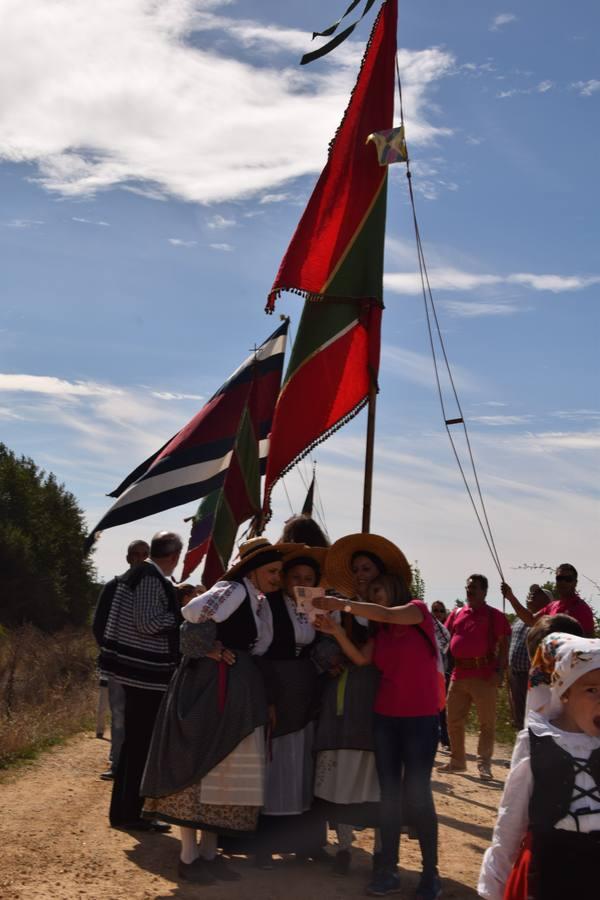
[100,531,183,831]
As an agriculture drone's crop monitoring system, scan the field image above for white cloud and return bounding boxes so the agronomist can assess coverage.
[532,431,600,451]
[490,13,518,31]
[442,300,522,317]
[2,375,209,479]
[209,242,233,251]
[471,415,532,426]
[385,266,600,295]
[0,1,454,204]
[381,345,476,393]
[122,184,168,201]
[497,80,555,99]
[0,374,121,397]
[260,193,293,204]
[168,237,197,247]
[3,217,44,228]
[72,216,110,226]
[207,214,236,229]
[506,273,600,291]
[151,391,204,401]
[0,406,23,420]
[552,409,600,422]
[385,268,502,293]
[572,80,600,97]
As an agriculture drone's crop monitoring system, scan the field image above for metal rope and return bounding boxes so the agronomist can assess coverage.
[395,58,505,585]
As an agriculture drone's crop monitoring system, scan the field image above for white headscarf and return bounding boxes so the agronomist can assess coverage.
[527,632,600,720]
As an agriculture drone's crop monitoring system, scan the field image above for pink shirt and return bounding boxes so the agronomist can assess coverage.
[446,603,511,681]
[372,600,439,717]
[541,595,595,636]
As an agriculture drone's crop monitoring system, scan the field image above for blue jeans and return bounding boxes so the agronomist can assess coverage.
[373,713,439,877]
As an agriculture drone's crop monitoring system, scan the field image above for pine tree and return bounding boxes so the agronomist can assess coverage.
[0,444,97,631]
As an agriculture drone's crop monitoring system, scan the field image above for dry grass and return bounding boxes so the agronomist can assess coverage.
[0,624,98,769]
[466,682,517,747]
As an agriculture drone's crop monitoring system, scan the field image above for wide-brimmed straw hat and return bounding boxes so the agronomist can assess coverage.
[324,533,411,598]
[224,537,297,581]
[281,545,329,585]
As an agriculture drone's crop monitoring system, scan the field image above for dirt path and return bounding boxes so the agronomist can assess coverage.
[0,733,509,899]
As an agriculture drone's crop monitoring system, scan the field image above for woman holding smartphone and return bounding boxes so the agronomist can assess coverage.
[314,566,442,900]
[311,533,413,878]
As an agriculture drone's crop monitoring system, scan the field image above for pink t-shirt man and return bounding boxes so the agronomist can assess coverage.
[372,599,440,717]
[446,603,511,681]
[540,595,595,636]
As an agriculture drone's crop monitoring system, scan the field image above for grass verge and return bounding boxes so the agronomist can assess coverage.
[0,624,98,772]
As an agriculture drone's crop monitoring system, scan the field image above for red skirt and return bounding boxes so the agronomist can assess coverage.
[503,831,533,900]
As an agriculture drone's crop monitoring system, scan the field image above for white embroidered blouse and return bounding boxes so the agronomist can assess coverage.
[182,578,273,656]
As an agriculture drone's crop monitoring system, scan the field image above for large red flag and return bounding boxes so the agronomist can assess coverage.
[262,0,396,520]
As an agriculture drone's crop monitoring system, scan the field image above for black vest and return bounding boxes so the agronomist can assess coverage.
[216,589,258,651]
[528,729,600,829]
[263,591,297,660]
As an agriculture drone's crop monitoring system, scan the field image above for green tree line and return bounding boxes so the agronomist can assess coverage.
[0,443,97,631]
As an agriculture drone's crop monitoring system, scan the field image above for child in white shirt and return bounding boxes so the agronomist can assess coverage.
[478,632,600,900]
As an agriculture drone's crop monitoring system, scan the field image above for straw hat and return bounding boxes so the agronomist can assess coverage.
[224,537,297,580]
[324,533,412,598]
[282,545,329,585]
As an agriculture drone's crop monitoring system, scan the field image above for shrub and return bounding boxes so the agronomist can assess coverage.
[0,624,98,768]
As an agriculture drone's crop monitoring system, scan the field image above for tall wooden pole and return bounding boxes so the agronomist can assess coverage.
[361,375,377,533]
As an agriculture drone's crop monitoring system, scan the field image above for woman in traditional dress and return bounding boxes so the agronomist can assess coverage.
[311,533,413,876]
[141,537,292,885]
[243,546,329,867]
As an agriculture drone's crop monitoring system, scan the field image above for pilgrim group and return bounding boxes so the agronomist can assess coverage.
[93,517,600,899]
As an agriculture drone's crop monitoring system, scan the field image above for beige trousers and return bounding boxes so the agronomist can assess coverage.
[446,676,497,767]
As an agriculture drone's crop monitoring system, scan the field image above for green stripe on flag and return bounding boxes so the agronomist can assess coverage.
[324,175,388,299]
[211,494,238,568]
[284,299,359,385]
[210,404,260,569]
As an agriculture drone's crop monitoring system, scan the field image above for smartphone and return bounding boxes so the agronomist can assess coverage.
[293,585,326,622]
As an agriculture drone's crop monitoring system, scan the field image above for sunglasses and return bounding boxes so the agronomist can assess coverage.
[556,574,575,583]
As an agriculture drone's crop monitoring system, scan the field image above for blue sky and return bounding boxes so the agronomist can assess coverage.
[1,0,598,610]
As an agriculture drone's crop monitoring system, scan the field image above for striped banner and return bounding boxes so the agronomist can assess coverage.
[85,322,288,549]
[181,403,262,584]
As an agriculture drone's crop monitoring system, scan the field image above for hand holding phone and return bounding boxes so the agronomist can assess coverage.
[293,585,326,622]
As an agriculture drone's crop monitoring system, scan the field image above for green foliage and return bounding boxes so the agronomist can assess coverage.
[467,684,516,747]
[0,443,97,631]
[411,561,425,601]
